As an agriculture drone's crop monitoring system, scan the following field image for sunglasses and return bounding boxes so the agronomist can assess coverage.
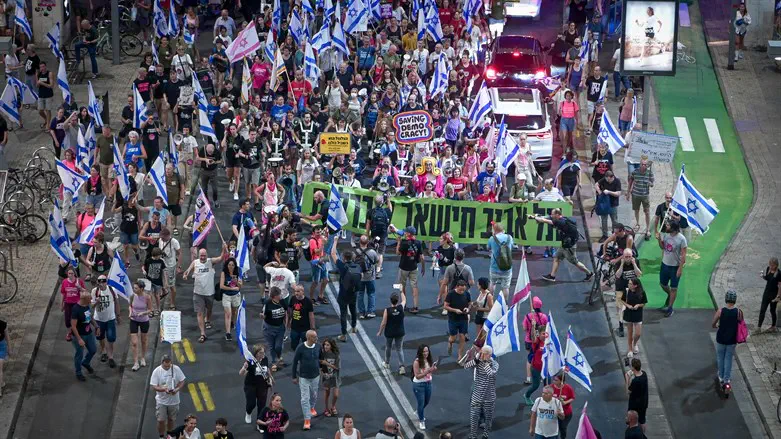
[98,279,107,283]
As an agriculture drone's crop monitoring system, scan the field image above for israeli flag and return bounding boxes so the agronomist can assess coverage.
[417,8,426,41]
[464,0,480,33]
[107,251,133,302]
[289,9,304,45]
[235,299,256,363]
[468,82,491,131]
[564,328,593,392]
[542,311,566,380]
[168,4,180,37]
[497,117,523,176]
[236,222,251,279]
[327,183,348,231]
[88,81,104,127]
[153,0,169,38]
[264,29,277,63]
[56,159,88,200]
[344,0,369,34]
[49,200,76,266]
[370,0,382,22]
[47,22,63,60]
[302,0,315,16]
[429,54,448,99]
[304,40,321,85]
[598,110,625,154]
[332,19,349,58]
[192,74,217,141]
[113,138,131,200]
[670,164,719,234]
[148,156,168,205]
[14,0,32,39]
[485,302,522,357]
[57,57,72,105]
[324,0,335,25]
[183,27,195,45]
[8,76,38,105]
[151,40,160,65]
[78,198,106,244]
[272,0,282,32]
[168,130,179,169]
[425,2,444,42]
[132,84,148,128]
[0,84,20,124]
[484,289,507,331]
[76,128,91,173]
[311,25,332,53]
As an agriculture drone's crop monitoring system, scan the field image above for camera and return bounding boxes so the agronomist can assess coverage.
[528,214,537,220]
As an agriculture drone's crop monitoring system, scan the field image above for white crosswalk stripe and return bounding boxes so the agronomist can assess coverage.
[674,117,696,151]
[704,118,725,153]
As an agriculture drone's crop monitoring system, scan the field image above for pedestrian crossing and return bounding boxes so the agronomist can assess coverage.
[673,117,726,153]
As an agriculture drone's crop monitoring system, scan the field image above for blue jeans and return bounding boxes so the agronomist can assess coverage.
[600,206,618,237]
[412,381,432,422]
[263,323,284,363]
[716,343,736,383]
[357,280,376,314]
[299,375,320,420]
[74,42,99,74]
[289,328,306,351]
[71,332,97,376]
[613,71,632,98]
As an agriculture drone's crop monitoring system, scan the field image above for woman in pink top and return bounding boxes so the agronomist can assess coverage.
[251,55,271,93]
[558,90,579,150]
[462,143,480,192]
[60,266,86,341]
[522,296,548,384]
[618,88,635,136]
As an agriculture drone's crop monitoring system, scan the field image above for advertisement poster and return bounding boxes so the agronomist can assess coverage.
[621,0,680,76]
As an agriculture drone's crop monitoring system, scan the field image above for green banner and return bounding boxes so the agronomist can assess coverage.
[301,182,574,246]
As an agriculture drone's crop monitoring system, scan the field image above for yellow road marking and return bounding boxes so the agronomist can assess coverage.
[198,382,215,411]
[187,383,204,412]
[182,338,196,362]
[171,343,185,363]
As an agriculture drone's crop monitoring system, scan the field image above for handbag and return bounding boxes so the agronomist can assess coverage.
[213,281,223,302]
[736,309,749,344]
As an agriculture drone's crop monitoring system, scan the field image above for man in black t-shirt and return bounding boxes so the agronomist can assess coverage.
[396,227,424,314]
[238,128,263,203]
[275,228,302,281]
[196,143,222,206]
[24,44,41,90]
[262,287,288,366]
[141,114,162,172]
[287,285,314,351]
[653,191,690,240]
[595,171,622,240]
[120,94,134,141]
[133,68,153,102]
[162,70,181,129]
[532,209,593,283]
[585,65,608,117]
[70,290,97,380]
[444,280,471,360]
[625,410,647,439]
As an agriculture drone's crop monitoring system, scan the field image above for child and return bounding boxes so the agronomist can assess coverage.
[320,338,341,417]
[475,183,497,203]
[212,417,234,439]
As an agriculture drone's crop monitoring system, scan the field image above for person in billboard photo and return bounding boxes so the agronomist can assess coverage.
[623,2,676,72]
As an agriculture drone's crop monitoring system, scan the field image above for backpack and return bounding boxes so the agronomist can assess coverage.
[492,235,513,271]
[340,263,362,296]
[560,217,581,249]
[356,247,375,275]
[370,207,390,235]
[449,264,468,290]
[594,193,612,216]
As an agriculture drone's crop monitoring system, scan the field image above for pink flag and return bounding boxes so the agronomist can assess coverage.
[510,253,531,307]
[575,403,599,439]
[226,24,262,63]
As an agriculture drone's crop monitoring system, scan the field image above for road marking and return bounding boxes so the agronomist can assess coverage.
[674,117,695,151]
[198,382,216,411]
[187,383,204,412]
[172,343,186,363]
[704,118,725,153]
[182,338,196,362]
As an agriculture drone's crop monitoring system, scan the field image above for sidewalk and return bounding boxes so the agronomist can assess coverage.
[0,53,142,439]
[701,1,781,437]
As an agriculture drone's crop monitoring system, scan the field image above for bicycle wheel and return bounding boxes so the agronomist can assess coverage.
[0,270,18,303]
[101,41,114,61]
[121,34,144,57]
[6,191,34,215]
[18,214,48,243]
[588,265,603,305]
[26,155,52,171]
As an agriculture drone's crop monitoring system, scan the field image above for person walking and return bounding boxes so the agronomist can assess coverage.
[444,280,472,359]
[551,374,575,439]
[291,330,322,431]
[529,385,565,439]
[377,291,406,375]
[524,330,549,405]
[240,345,273,426]
[91,274,120,368]
[734,3,751,62]
[220,258,243,341]
[655,221,687,318]
[395,226,425,313]
[626,158,654,240]
[620,278,647,361]
[473,278,494,338]
[355,235,379,319]
[61,266,87,341]
[758,257,781,333]
[625,358,648,433]
[70,290,98,381]
[335,414,361,439]
[263,287,288,367]
[412,344,438,431]
[522,297,548,385]
[258,393,290,437]
[712,290,744,387]
[183,248,224,342]
[331,245,361,341]
[486,223,514,301]
[288,284,315,352]
[320,338,342,417]
[625,410,647,439]
[463,345,499,439]
[150,354,186,439]
[595,170,622,242]
[440,249,475,315]
[614,247,642,338]
[533,210,593,282]
[158,228,182,311]
[129,280,152,371]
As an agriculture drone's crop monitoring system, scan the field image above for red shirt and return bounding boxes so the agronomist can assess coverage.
[452,16,466,38]
[439,8,453,27]
[531,340,544,371]
[291,79,312,101]
[447,176,468,192]
[553,383,576,417]
[61,278,85,304]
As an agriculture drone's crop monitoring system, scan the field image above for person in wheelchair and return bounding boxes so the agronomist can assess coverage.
[598,223,637,264]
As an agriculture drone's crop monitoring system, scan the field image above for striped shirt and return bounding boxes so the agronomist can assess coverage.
[630,167,655,197]
[464,358,500,403]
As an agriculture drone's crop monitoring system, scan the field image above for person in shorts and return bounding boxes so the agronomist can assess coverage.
[558,90,578,150]
[183,249,222,343]
[159,228,182,311]
[164,163,186,235]
[309,225,329,304]
[444,280,471,360]
[656,221,687,318]
[150,354,186,437]
[396,226,424,313]
[366,194,392,278]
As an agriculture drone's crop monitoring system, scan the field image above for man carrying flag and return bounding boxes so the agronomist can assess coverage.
[326,183,348,232]
[107,251,133,302]
[191,188,215,248]
[49,200,77,267]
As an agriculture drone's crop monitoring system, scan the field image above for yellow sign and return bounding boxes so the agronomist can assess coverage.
[319,133,351,155]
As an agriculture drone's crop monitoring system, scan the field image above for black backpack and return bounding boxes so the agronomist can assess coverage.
[449,264,468,290]
[356,247,375,275]
[559,218,580,249]
[340,263,362,296]
[370,207,390,235]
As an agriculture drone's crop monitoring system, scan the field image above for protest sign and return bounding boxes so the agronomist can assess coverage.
[319,133,351,155]
[393,110,434,144]
[626,131,679,163]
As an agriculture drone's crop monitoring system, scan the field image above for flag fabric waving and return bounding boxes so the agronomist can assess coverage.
[468,82,491,131]
[148,156,168,205]
[226,24,262,63]
[191,74,217,141]
[0,84,20,124]
[241,58,252,105]
[484,290,507,331]
[574,403,600,439]
[56,159,89,201]
[542,311,565,379]
[8,76,38,105]
[485,302,522,357]
[327,184,348,231]
[510,254,532,306]
[49,200,77,266]
[236,223,251,279]
[264,29,276,63]
[270,47,287,92]
[429,54,448,100]
[304,40,321,85]
[598,110,625,154]
[132,84,148,128]
[46,22,63,59]
[192,189,215,246]
[235,299,256,363]
[153,0,169,38]
[107,251,133,302]
[167,130,179,169]
[289,9,304,45]
[332,19,349,58]
[78,199,105,244]
[57,57,72,105]
[311,24,332,52]
[14,0,32,39]
[344,0,369,34]
[565,329,593,392]
[272,0,282,32]
[112,138,131,200]
[670,164,719,234]
[168,5,180,37]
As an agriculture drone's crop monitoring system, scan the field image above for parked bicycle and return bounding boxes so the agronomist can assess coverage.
[69,20,144,61]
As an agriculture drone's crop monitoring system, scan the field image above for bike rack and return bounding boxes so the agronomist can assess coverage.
[0,230,16,271]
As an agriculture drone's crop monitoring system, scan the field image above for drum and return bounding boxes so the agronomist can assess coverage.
[268,156,284,167]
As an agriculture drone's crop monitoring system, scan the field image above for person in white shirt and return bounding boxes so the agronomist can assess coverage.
[183,248,224,342]
[159,228,182,310]
[169,413,201,439]
[412,40,430,76]
[172,46,194,82]
[213,9,237,38]
[529,385,565,439]
[264,256,296,302]
[179,125,198,195]
[91,275,121,368]
[149,355,186,438]
[534,179,568,203]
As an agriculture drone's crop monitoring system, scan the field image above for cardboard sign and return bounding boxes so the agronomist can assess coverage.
[319,133,352,155]
[626,131,679,163]
[177,85,195,106]
[393,110,434,145]
[160,311,182,343]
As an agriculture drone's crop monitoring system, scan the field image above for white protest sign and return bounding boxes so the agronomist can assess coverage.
[626,131,679,163]
[160,310,182,343]
[393,110,434,145]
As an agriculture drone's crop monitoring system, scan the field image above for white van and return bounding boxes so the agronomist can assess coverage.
[489,87,553,171]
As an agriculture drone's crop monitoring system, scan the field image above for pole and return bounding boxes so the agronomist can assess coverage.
[111,0,120,65]
[641,76,650,130]
[727,0,738,70]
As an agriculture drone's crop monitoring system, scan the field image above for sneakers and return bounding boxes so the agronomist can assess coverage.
[543,248,550,258]
[233,193,239,201]
[618,324,625,337]
[523,378,532,385]
[524,395,534,405]
[351,327,358,334]
[303,420,311,430]
[225,332,233,341]
[359,314,366,320]
[76,374,87,382]
[584,271,594,282]
[229,182,235,192]
[441,308,448,316]
[419,421,426,430]
[367,312,376,318]
[541,274,556,282]
[310,408,318,417]
[100,353,108,363]
[338,335,347,342]
[399,366,406,375]
[132,362,140,371]
[245,413,252,424]
[108,358,117,368]
[664,307,675,318]
[383,361,390,369]
[82,362,94,374]
[140,358,146,367]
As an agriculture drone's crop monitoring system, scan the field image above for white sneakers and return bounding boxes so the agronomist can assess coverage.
[229,182,235,192]
[399,366,406,375]
[382,361,390,369]
[140,358,146,367]
[233,193,239,200]
[419,421,426,430]
[441,309,448,316]
[245,413,252,424]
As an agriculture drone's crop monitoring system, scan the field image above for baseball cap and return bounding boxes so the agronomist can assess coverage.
[405,226,417,235]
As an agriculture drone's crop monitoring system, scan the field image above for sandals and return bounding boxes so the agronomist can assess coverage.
[324,409,333,417]
[198,334,207,343]
[173,228,180,236]
[319,297,330,304]
[205,321,213,330]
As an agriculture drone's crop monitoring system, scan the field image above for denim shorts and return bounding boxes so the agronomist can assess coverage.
[311,261,328,282]
[448,319,469,336]
[96,319,117,342]
[120,232,139,245]
[660,263,681,288]
[618,119,632,131]
[560,117,576,132]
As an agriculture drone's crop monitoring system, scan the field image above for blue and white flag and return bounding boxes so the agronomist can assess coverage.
[269,46,286,92]
[56,159,88,200]
[497,119,523,177]
[192,74,217,141]
[484,289,507,331]
[107,251,133,302]
[168,4,180,37]
[153,0,169,38]
[417,8,426,41]
[49,200,76,266]
[151,40,160,65]
[236,222,251,279]
[468,82,492,131]
[630,96,638,131]
[485,302,522,357]
[183,27,195,45]
[304,40,321,85]
[464,0,481,33]
[327,183,348,231]
[168,130,179,169]
[370,0,382,22]
[412,0,420,16]
[76,127,91,173]
[564,328,593,392]
[598,110,625,154]
[88,81,104,127]
[235,299,256,363]
[264,28,277,63]
[57,57,72,105]
[148,156,168,205]
[332,19,349,58]
[670,164,719,234]
[542,311,565,380]
[429,54,448,99]
[8,75,38,105]
[324,0,335,25]
[289,9,304,45]
[302,0,315,16]
[553,157,581,188]
[78,198,105,244]
[113,138,131,200]
[14,0,32,39]
[47,22,63,60]
[0,84,20,124]
[344,0,369,34]
[272,0,282,32]
[425,2,444,42]
[311,25,332,52]
[132,83,148,128]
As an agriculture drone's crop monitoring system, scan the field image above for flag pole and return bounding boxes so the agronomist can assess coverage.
[658,164,684,234]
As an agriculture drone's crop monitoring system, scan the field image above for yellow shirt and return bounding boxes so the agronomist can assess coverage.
[402,33,418,52]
